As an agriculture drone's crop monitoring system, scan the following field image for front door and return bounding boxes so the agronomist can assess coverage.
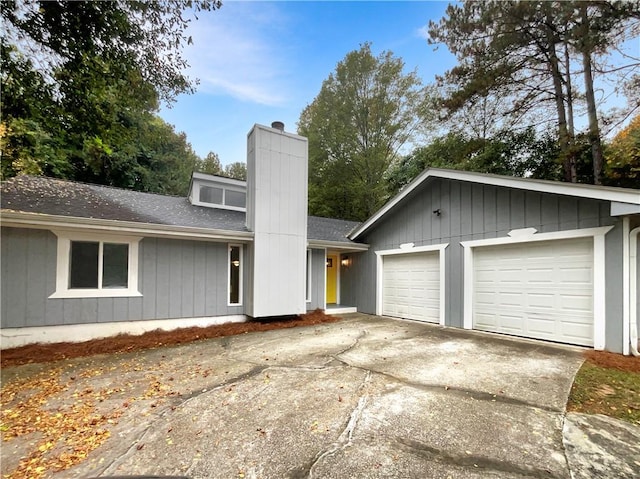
[326,254,338,304]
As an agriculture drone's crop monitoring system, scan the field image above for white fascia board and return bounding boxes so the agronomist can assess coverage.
[192,171,247,188]
[350,168,640,240]
[611,201,640,216]
[307,239,369,251]
[1,211,254,243]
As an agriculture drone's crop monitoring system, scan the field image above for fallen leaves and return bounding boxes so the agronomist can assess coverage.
[0,366,124,479]
[1,358,187,479]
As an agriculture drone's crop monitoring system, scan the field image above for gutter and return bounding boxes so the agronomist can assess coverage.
[0,210,254,242]
[630,226,640,356]
[307,239,369,252]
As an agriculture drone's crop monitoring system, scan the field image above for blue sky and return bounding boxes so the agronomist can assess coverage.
[159,1,455,166]
[158,1,637,167]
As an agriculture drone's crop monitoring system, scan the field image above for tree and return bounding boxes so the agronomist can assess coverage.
[385,128,563,194]
[1,1,220,194]
[196,152,224,176]
[605,114,640,188]
[298,43,431,221]
[225,162,247,181]
[428,1,640,184]
[1,0,220,103]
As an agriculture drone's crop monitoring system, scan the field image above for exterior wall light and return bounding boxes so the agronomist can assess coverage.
[341,256,351,267]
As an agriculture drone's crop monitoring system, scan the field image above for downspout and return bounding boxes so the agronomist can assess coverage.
[630,225,640,356]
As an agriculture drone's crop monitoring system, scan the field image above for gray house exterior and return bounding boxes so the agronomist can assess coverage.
[342,169,640,355]
[1,124,639,354]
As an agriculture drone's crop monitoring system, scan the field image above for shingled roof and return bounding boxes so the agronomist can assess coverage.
[1,176,360,244]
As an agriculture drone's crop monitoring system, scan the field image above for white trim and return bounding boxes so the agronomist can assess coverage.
[49,230,142,299]
[350,168,640,240]
[611,202,640,216]
[192,171,246,187]
[228,244,243,306]
[323,248,328,310]
[375,243,448,326]
[630,226,640,356]
[460,225,614,350]
[307,239,369,251]
[0,315,248,350]
[1,211,254,242]
[622,217,631,355]
[191,181,247,212]
[306,248,312,303]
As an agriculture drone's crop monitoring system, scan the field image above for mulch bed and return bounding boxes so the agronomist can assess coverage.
[584,350,640,373]
[1,309,341,368]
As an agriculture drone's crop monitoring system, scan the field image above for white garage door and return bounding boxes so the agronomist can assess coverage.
[382,252,440,323]
[473,237,594,346]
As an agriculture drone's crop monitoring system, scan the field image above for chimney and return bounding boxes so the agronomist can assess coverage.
[245,122,308,318]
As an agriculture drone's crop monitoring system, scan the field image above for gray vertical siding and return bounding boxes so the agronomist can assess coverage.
[306,248,326,311]
[347,178,623,349]
[1,227,245,328]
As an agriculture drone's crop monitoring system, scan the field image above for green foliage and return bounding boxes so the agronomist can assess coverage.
[428,1,640,184]
[195,154,247,181]
[224,162,247,181]
[2,0,221,103]
[299,43,431,221]
[197,152,224,176]
[1,1,219,195]
[386,128,568,195]
[604,115,640,188]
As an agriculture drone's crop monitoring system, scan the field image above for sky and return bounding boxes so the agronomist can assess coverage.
[159,1,456,166]
[158,0,638,167]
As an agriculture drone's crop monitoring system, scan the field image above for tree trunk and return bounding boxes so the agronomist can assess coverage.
[581,6,605,185]
[545,6,575,182]
[564,42,575,138]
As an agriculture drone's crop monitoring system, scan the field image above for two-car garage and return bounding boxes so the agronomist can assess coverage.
[379,236,597,347]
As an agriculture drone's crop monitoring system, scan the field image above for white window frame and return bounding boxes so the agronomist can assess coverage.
[306,249,312,303]
[460,225,614,351]
[50,230,142,299]
[193,182,246,212]
[228,244,243,306]
[375,243,448,326]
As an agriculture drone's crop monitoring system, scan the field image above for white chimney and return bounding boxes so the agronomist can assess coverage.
[245,123,308,317]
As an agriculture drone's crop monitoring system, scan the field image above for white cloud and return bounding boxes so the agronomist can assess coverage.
[416,24,430,41]
[183,2,292,106]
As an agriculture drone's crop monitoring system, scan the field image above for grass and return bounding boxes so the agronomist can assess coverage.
[567,353,640,426]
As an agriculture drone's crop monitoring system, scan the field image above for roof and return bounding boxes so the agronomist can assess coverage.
[350,168,640,240]
[307,216,360,243]
[1,176,362,246]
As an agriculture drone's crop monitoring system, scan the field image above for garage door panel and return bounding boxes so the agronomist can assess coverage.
[382,252,440,323]
[473,237,593,346]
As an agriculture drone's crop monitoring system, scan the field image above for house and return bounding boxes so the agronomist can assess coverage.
[1,122,639,354]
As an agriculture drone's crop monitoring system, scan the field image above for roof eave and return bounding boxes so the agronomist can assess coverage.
[349,168,640,240]
[307,238,369,251]
[0,210,254,242]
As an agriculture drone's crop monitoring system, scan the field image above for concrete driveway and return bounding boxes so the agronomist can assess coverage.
[6,314,638,478]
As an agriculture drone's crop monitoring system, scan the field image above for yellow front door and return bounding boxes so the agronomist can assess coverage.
[326,254,337,304]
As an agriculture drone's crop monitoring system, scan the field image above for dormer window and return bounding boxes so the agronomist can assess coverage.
[189,172,247,211]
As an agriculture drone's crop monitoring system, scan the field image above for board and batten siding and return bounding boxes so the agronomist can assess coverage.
[343,178,626,351]
[1,227,244,328]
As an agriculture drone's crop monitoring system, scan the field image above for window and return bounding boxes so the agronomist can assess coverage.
[306,249,312,302]
[225,190,246,208]
[195,182,246,210]
[51,232,141,298]
[199,186,223,205]
[229,244,242,305]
